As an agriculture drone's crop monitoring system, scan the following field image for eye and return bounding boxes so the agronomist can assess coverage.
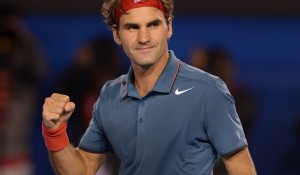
[148,22,159,28]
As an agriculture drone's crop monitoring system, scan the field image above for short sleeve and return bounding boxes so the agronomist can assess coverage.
[204,78,247,156]
[78,97,113,153]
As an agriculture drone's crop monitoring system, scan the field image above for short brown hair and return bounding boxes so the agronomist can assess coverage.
[101,0,174,27]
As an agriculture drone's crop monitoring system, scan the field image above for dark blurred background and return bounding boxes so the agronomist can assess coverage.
[2,0,300,15]
[0,0,300,175]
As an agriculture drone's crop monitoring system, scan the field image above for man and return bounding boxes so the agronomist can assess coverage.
[42,0,257,174]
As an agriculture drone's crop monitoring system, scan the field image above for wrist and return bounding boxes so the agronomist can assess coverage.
[42,122,69,151]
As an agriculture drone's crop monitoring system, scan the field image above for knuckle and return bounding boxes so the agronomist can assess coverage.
[52,92,60,96]
[42,111,46,117]
[42,103,51,112]
[51,93,70,103]
[55,101,63,108]
[62,95,70,102]
[42,111,50,119]
[44,97,50,104]
[42,104,47,111]
[52,113,60,120]
[55,107,64,114]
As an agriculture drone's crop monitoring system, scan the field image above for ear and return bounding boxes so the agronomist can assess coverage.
[167,18,173,39]
[112,26,122,45]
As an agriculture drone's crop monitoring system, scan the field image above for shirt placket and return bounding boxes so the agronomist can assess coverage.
[135,99,146,164]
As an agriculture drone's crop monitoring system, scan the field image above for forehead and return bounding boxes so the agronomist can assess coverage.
[119,7,165,24]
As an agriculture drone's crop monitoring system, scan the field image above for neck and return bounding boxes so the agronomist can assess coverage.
[132,52,169,97]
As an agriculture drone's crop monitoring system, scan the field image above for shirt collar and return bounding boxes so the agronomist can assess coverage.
[120,50,181,98]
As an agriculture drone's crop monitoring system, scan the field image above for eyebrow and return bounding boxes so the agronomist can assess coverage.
[147,19,162,27]
[123,23,139,29]
[122,19,164,29]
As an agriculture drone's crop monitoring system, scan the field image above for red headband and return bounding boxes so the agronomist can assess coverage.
[114,0,167,22]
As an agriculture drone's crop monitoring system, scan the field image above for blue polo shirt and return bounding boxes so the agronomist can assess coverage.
[79,51,247,175]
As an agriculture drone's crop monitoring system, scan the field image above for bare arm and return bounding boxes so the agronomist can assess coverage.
[49,145,105,175]
[42,93,105,175]
[223,147,256,175]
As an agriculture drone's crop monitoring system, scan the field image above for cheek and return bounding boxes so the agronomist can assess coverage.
[119,40,132,56]
[158,33,169,45]
[119,38,130,50]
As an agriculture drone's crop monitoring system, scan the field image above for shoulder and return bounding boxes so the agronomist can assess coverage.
[99,74,127,99]
[178,61,219,87]
[101,74,127,91]
[92,74,127,118]
[178,61,233,99]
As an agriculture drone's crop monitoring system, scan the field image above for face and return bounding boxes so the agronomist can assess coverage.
[112,7,172,69]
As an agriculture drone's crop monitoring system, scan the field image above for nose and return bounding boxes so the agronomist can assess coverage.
[137,27,150,44]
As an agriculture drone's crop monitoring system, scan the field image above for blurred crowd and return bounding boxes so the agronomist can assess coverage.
[0,4,48,175]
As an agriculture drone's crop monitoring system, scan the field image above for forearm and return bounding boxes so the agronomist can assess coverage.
[223,148,257,175]
[49,144,91,175]
[226,163,256,175]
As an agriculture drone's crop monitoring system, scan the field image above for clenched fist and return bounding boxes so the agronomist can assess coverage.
[42,93,76,130]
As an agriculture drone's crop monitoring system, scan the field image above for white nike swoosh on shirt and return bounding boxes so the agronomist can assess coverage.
[175,87,194,95]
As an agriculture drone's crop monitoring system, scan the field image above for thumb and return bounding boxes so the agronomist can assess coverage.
[64,102,76,112]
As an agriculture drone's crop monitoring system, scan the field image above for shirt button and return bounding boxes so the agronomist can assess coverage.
[141,101,145,106]
[139,118,143,123]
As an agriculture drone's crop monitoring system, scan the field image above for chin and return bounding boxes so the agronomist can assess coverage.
[137,61,154,68]
[132,55,154,64]
[132,58,155,68]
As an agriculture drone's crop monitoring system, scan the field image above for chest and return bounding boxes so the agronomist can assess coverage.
[100,88,208,162]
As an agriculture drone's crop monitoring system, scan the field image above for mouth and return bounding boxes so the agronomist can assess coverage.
[135,46,154,52]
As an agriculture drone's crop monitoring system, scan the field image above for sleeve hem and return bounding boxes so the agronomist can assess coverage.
[219,142,248,157]
[78,145,111,154]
